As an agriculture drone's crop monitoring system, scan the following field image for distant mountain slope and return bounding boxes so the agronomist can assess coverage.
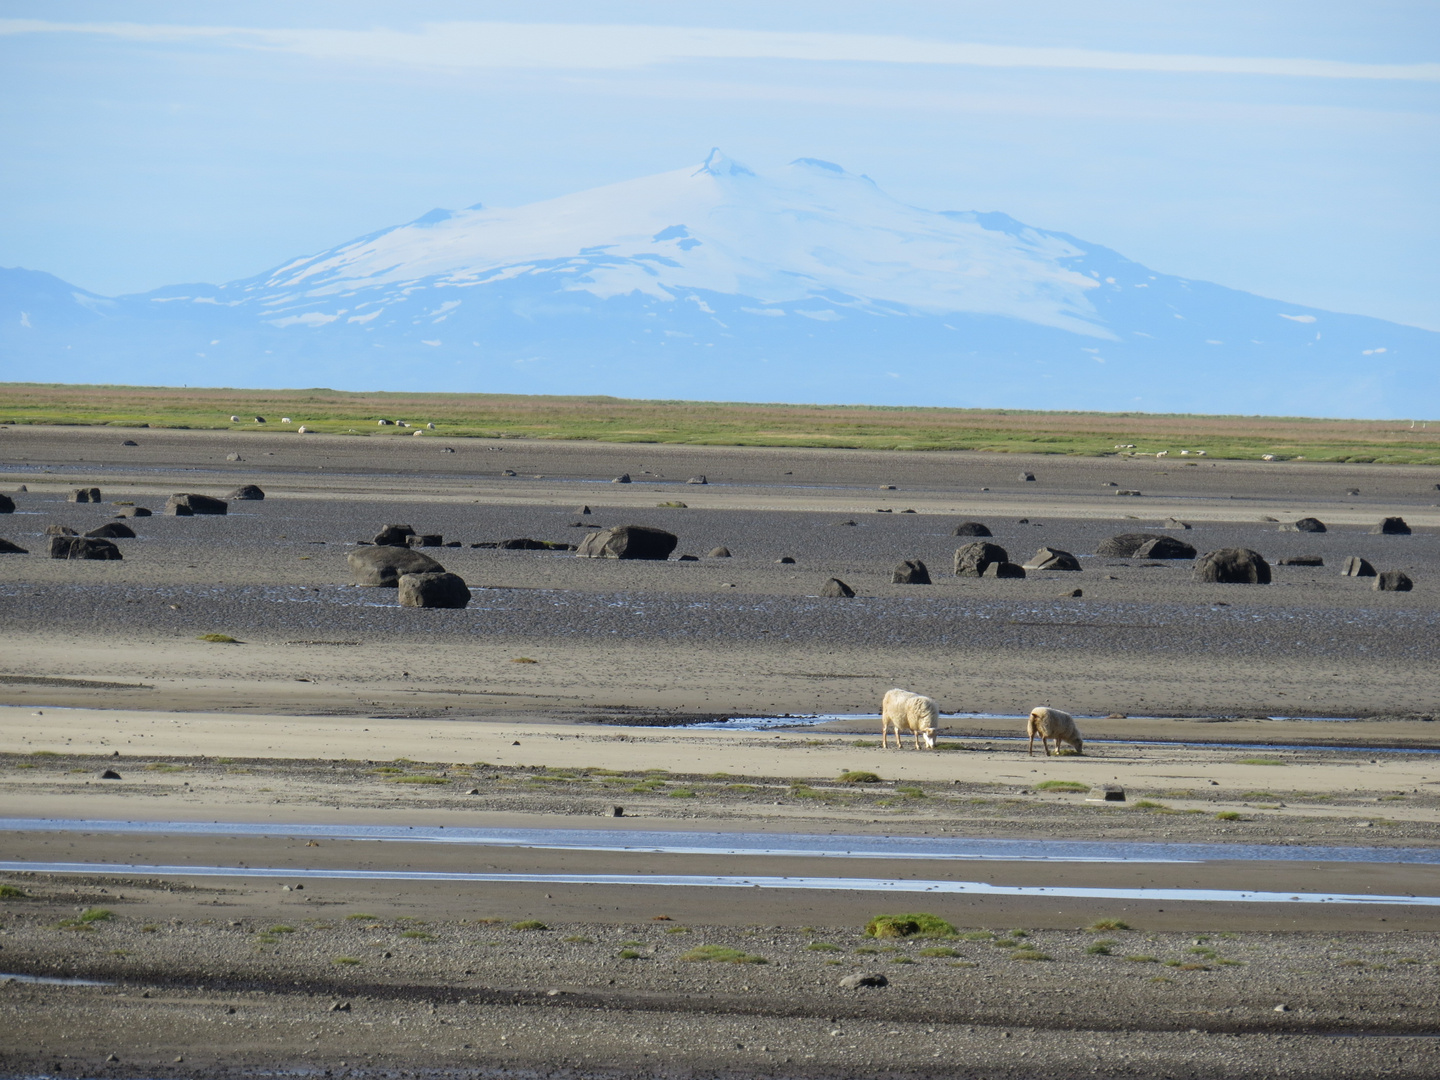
[2,150,1435,417]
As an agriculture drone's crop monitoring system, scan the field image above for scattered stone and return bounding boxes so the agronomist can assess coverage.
[575,525,678,560]
[398,571,472,608]
[501,469,516,476]
[114,507,152,518]
[686,476,708,484]
[1115,490,1142,497]
[900,508,917,514]
[1020,472,1036,481]
[49,536,122,560]
[165,493,227,515]
[0,494,12,513]
[1371,516,1411,535]
[0,538,27,554]
[1095,533,1168,557]
[839,973,888,989]
[226,453,242,462]
[106,1053,120,1062]
[329,1001,351,1012]
[891,559,931,584]
[612,474,632,484]
[406,534,444,548]
[612,806,625,817]
[1278,555,1324,566]
[707,547,731,558]
[1102,481,1117,487]
[1132,536,1197,559]
[676,554,699,561]
[1088,786,1126,803]
[1341,556,1377,577]
[1374,570,1413,592]
[225,484,265,500]
[1164,517,1192,529]
[1274,1004,1290,1013]
[121,439,137,447]
[820,577,856,598]
[577,506,591,515]
[1059,588,1083,598]
[880,484,896,490]
[69,487,102,503]
[85,523,136,539]
[776,556,796,564]
[372,524,416,547]
[1022,547,1080,571]
[1281,517,1326,533]
[953,541,1009,577]
[983,561,1026,579]
[1193,548,1271,584]
[835,520,857,526]
[45,524,78,537]
[346,546,444,586]
[441,446,455,453]
[100,769,121,780]
[951,521,992,537]
[1345,488,1360,496]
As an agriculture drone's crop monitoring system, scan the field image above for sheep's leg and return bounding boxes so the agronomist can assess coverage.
[1027,730,1035,756]
[1042,734,1053,756]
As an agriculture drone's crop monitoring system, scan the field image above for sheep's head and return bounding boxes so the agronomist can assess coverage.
[921,729,936,750]
[1071,737,1084,755]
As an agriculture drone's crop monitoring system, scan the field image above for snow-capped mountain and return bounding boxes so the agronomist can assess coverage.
[3,150,1436,416]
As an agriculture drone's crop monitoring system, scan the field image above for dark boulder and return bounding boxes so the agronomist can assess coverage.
[100,769,121,780]
[1372,517,1411,535]
[225,484,265,501]
[0,538,27,554]
[777,556,796,564]
[68,487,102,503]
[951,521,992,537]
[45,524,78,537]
[397,571,472,608]
[892,559,931,584]
[953,541,1009,577]
[1022,547,1080,571]
[166,493,227,515]
[676,554,699,561]
[0,494,13,513]
[85,523,136,539]
[49,536,122,560]
[1374,570,1413,592]
[121,439,138,446]
[612,474,632,484]
[1132,536,1197,559]
[984,561,1027,578]
[687,476,708,485]
[1096,533,1167,557]
[406,534,444,547]
[820,577,856,598]
[114,507,152,518]
[707,547,731,558]
[576,506,592,514]
[1341,556,1377,577]
[1193,548,1270,584]
[1278,555,1324,566]
[575,525,678,560]
[1281,517,1326,533]
[346,546,444,586]
[372,524,416,546]
[1021,472,1036,481]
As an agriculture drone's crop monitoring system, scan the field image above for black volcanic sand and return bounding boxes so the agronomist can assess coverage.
[1,425,1439,1078]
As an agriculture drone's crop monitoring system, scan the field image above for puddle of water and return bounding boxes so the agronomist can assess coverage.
[4,819,1438,865]
[1,973,110,986]
[2,860,1436,907]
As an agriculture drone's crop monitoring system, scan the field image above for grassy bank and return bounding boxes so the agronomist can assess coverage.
[3,382,1439,464]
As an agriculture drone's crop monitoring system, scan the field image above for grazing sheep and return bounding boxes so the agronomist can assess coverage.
[881,688,938,750]
[1027,707,1083,756]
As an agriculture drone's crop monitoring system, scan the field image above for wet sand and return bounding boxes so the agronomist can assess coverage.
[1,425,1439,1077]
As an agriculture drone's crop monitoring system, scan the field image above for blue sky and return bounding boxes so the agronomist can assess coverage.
[2,1,1436,329]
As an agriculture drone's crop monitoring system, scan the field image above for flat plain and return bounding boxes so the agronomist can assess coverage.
[1,422,1439,1079]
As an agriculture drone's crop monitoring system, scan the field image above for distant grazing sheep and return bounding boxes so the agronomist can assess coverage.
[881,688,938,750]
[1027,707,1083,756]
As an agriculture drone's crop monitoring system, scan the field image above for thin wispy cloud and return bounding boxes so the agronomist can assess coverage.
[2,18,1437,81]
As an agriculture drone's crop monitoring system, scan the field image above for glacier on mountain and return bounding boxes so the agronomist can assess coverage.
[1,149,1435,417]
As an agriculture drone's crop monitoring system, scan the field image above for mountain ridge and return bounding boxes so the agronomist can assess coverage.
[1,150,1435,418]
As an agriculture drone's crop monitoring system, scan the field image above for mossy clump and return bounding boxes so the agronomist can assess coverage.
[0,885,27,899]
[1215,811,1244,821]
[681,944,767,964]
[510,920,549,931]
[838,770,881,784]
[864,913,957,940]
[1034,780,1088,792]
[197,633,241,643]
[1087,919,1131,933]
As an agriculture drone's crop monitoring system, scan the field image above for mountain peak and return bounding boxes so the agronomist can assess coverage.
[694,148,755,178]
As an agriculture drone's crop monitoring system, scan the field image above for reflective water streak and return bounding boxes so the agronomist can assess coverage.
[7,818,1440,865]
[2,861,1435,906]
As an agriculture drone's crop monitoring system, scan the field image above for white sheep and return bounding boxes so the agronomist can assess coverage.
[297,425,309,434]
[881,688,938,750]
[229,415,241,422]
[281,417,292,424]
[1027,707,1083,756]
